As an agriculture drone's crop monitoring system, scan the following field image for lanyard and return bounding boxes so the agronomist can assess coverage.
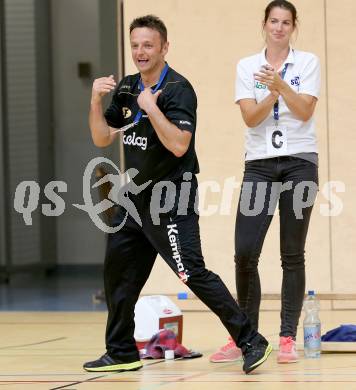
[134,62,169,124]
[273,63,288,123]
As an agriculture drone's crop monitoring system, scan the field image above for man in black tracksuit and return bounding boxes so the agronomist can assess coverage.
[84,15,272,374]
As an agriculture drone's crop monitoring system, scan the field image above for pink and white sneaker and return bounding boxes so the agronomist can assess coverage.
[277,336,298,363]
[209,337,243,362]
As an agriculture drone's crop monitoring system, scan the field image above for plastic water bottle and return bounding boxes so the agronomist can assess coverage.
[303,290,321,358]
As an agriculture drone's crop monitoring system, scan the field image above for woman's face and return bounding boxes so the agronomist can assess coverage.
[264,7,295,47]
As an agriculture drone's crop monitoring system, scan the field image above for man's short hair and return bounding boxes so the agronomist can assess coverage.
[129,15,167,43]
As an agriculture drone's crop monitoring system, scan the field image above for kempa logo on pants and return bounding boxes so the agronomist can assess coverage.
[167,223,190,283]
[123,132,147,150]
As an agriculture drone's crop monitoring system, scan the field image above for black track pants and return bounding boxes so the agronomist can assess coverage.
[104,175,257,359]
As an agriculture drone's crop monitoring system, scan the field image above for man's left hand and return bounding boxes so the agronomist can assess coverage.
[137,88,162,113]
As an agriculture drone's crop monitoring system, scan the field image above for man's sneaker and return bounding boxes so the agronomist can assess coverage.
[277,336,298,363]
[241,336,272,374]
[209,337,243,362]
[83,353,143,372]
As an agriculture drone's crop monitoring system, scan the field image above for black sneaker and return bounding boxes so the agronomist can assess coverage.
[241,336,272,374]
[83,353,143,372]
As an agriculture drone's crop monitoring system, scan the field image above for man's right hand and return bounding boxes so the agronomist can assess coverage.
[91,75,117,103]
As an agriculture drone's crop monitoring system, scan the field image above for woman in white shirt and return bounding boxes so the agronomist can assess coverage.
[210,0,320,364]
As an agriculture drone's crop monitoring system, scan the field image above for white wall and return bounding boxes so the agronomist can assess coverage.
[123,0,354,298]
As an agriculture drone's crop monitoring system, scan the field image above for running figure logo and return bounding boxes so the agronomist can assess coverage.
[73,157,151,233]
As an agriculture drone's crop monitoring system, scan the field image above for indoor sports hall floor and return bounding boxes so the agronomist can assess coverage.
[1,268,356,390]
